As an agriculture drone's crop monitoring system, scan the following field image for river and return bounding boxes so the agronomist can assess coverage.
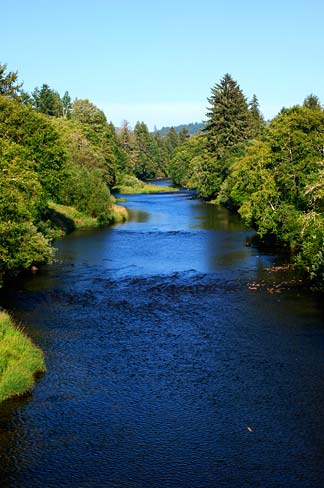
[1,181,324,487]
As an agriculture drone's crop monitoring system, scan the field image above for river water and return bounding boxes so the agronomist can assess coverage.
[1,182,324,487]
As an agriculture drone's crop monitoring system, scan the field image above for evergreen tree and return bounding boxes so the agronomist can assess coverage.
[205,73,251,155]
[119,120,133,152]
[165,127,179,160]
[153,131,169,176]
[61,91,72,118]
[303,94,322,110]
[118,120,135,174]
[178,127,190,143]
[133,121,157,179]
[248,94,265,137]
[0,63,22,98]
[32,84,63,117]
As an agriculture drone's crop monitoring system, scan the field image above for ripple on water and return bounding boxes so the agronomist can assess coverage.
[1,193,324,488]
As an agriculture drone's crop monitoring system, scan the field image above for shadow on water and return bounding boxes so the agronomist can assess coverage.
[127,208,150,223]
[1,187,324,487]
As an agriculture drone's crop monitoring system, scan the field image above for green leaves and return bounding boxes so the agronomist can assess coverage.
[0,96,68,200]
[71,99,107,125]
[169,134,207,186]
[206,73,251,154]
[32,84,63,117]
[218,103,324,282]
[184,74,255,200]
[0,139,53,279]
[0,63,22,98]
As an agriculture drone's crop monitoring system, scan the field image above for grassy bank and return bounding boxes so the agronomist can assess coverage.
[0,203,127,403]
[115,182,178,194]
[0,311,45,403]
[47,201,128,234]
[113,175,178,195]
[111,204,128,222]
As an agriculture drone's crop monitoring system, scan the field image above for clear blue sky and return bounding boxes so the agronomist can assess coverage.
[2,0,324,129]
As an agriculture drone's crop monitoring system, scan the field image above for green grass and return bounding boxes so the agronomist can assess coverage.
[113,175,178,195]
[115,197,128,203]
[48,202,100,230]
[111,204,128,222]
[115,182,178,194]
[0,311,45,403]
[47,201,128,232]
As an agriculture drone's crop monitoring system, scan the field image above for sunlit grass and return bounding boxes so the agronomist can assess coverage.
[111,204,128,222]
[0,311,45,403]
[48,201,128,230]
[115,182,178,194]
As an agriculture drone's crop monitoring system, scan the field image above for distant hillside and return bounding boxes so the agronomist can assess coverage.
[157,122,205,136]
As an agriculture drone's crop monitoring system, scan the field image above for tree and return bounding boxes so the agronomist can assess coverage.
[165,127,179,160]
[0,95,68,200]
[59,166,113,220]
[133,122,157,179]
[303,94,322,111]
[153,131,169,176]
[117,120,135,174]
[178,127,190,143]
[0,63,22,98]
[248,94,265,137]
[71,99,107,125]
[32,84,63,117]
[266,105,324,208]
[119,120,133,152]
[217,104,324,283]
[205,73,251,155]
[169,134,207,186]
[0,129,53,281]
[61,91,72,118]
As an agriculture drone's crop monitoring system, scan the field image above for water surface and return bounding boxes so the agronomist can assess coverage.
[1,183,324,487]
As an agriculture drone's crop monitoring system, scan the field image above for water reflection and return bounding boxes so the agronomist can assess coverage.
[193,203,246,231]
[127,208,150,223]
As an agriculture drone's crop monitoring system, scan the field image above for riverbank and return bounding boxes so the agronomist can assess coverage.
[47,201,128,235]
[0,311,45,403]
[0,201,127,404]
[113,175,178,194]
[114,182,178,194]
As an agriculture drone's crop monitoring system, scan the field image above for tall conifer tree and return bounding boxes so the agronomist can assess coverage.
[133,122,157,179]
[0,63,22,98]
[248,94,265,138]
[205,73,251,155]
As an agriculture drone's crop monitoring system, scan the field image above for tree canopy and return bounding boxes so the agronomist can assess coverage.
[0,63,22,98]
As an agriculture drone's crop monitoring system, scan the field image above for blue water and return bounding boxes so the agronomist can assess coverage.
[1,183,324,487]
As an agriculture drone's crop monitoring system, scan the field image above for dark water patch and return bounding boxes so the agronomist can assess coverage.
[1,192,324,487]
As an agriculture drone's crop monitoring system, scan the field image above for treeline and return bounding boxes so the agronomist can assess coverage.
[158,122,204,137]
[19,81,186,181]
[0,63,186,284]
[116,121,187,182]
[169,73,324,285]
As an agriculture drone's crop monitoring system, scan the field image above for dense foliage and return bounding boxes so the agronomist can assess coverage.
[0,62,188,283]
[116,120,184,181]
[170,73,324,286]
[220,105,324,282]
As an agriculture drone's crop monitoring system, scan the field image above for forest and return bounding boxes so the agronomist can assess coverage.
[0,63,185,286]
[1,63,324,287]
